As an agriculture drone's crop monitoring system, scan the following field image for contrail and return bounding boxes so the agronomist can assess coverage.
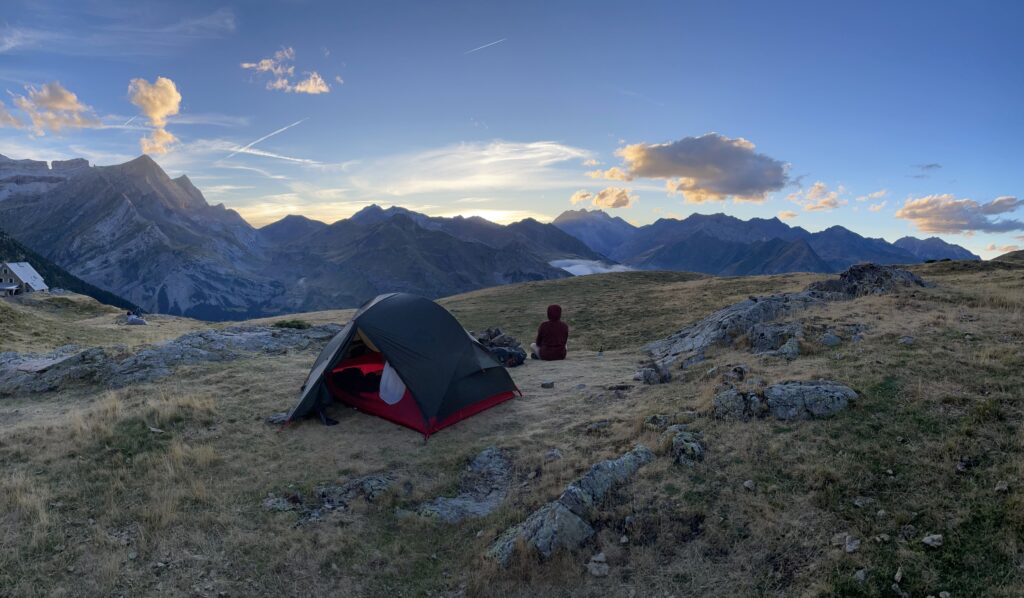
[123,115,138,126]
[464,38,506,55]
[224,118,309,160]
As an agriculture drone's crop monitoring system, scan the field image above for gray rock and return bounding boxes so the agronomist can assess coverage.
[922,534,943,548]
[558,445,655,517]
[544,448,563,462]
[488,502,594,567]
[634,363,671,385]
[743,479,756,492]
[665,425,704,465]
[774,337,801,360]
[0,324,342,396]
[587,552,609,577]
[585,420,611,435]
[645,264,928,368]
[853,569,868,583]
[995,480,1010,493]
[317,473,395,509]
[489,445,654,566]
[541,381,555,389]
[820,332,842,347]
[712,387,766,420]
[898,335,915,346]
[416,448,511,523]
[764,381,858,420]
[643,414,671,431]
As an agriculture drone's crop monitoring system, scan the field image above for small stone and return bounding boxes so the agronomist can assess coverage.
[540,381,554,389]
[995,480,1009,493]
[876,509,888,519]
[852,496,875,508]
[845,535,861,553]
[544,448,563,462]
[128,551,137,561]
[853,569,868,583]
[922,534,943,548]
[820,332,842,347]
[894,566,904,583]
[620,535,629,545]
[526,470,537,480]
[742,480,756,492]
[587,552,609,577]
[874,533,891,543]
[898,335,915,345]
[831,532,848,547]
[939,592,951,598]
[587,561,609,577]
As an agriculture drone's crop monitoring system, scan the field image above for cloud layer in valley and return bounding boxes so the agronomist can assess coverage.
[587,133,788,203]
[895,194,1023,233]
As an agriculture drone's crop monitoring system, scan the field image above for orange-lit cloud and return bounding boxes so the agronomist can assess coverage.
[129,76,182,154]
[11,81,100,134]
[895,194,1023,233]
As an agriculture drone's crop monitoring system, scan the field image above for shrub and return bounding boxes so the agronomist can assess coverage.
[273,319,311,330]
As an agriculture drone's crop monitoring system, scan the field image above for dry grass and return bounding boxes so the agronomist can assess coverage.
[1,261,1022,596]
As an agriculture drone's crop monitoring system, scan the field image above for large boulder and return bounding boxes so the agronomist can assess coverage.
[416,447,512,523]
[714,381,857,420]
[806,263,931,297]
[488,445,654,567]
[645,264,929,369]
[764,381,858,420]
[488,502,594,566]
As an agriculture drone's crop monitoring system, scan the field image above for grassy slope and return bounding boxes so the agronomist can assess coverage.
[1,262,1022,597]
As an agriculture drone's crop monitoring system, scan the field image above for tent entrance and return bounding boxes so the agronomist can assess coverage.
[325,348,428,434]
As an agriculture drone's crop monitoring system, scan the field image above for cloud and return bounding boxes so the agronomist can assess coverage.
[0,100,23,128]
[349,140,591,196]
[582,158,600,167]
[856,189,887,202]
[895,194,1024,234]
[11,81,101,134]
[985,243,1020,254]
[570,190,592,205]
[868,201,887,212]
[909,163,942,179]
[787,181,847,212]
[777,210,798,220]
[569,187,637,209]
[587,133,788,203]
[593,187,637,208]
[128,76,182,154]
[242,47,331,94]
[0,9,235,57]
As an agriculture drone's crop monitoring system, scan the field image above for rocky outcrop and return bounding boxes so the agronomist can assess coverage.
[488,445,654,567]
[0,324,341,396]
[416,447,512,523]
[646,265,929,368]
[714,381,857,420]
[664,425,705,465]
[472,328,526,367]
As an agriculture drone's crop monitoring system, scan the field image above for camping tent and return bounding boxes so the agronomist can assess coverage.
[286,293,519,436]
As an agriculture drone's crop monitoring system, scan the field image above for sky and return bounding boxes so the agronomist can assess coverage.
[1,0,1023,257]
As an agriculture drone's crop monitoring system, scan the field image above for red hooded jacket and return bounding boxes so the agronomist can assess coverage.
[535,304,569,360]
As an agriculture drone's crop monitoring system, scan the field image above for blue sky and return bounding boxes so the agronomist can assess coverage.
[1,0,1022,257]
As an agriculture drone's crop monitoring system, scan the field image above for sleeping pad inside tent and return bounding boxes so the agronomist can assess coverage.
[286,293,519,436]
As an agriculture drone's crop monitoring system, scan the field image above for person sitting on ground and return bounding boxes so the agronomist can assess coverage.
[530,304,569,361]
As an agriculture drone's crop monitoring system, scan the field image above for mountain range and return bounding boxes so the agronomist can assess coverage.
[0,154,589,319]
[553,208,979,275]
[0,153,979,320]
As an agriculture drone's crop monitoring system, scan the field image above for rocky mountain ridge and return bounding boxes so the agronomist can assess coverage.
[552,208,980,275]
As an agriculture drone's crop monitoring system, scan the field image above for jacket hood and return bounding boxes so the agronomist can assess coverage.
[547,304,562,321]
